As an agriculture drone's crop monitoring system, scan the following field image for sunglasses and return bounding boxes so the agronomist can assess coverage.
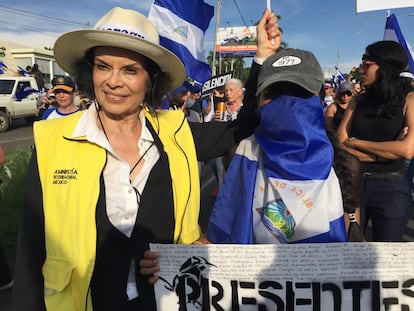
[340,91,353,97]
[359,60,376,71]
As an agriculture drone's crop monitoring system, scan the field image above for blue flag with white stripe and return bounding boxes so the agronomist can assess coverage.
[0,61,7,74]
[148,0,214,92]
[206,95,347,244]
[334,66,346,82]
[17,66,31,77]
[332,66,346,89]
[384,13,414,75]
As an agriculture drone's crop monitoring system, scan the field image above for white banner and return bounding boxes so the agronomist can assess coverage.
[152,243,414,311]
[356,0,414,13]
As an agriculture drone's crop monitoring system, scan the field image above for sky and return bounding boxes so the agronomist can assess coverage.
[0,0,413,75]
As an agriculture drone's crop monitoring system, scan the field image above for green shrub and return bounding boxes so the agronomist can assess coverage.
[0,147,32,259]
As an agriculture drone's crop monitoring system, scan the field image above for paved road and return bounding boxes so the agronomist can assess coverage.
[0,119,34,152]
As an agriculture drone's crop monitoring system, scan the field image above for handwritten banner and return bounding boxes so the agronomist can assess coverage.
[151,242,414,310]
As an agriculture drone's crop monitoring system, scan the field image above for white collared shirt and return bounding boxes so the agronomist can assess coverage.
[71,103,160,299]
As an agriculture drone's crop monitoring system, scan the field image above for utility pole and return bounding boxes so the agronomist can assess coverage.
[336,50,340,68]
[212,0,221,76]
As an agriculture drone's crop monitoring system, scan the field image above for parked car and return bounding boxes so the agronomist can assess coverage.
[0,76,41,132]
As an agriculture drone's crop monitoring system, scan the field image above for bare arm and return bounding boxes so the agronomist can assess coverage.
[344,92,414,160]
[324,103,337,130]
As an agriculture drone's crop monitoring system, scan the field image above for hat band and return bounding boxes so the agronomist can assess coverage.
[96,22,156,44]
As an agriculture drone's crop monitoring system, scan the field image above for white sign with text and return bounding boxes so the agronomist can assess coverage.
[151,242,414,311]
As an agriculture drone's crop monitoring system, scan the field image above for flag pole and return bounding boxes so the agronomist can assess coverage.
[267,0,275,45]
[212,0,221,76]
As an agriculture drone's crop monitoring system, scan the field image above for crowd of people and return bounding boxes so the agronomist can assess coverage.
[0,3,412,311]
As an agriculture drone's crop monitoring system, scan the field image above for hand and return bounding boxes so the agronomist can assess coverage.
[344,137,357,147]
[256,8,282,59]
[139,250,160,285]
[214,110,222,121]
[194,235,212,244]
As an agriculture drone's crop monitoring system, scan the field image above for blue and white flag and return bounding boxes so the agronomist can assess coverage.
[148,0,214,92]
[334,66,346,82]
[384,13,414,75]
[0,61,7,74]
[206,95,347,244]
[15,86,38,101]
[17,66,31,77]
[332,66,346,89]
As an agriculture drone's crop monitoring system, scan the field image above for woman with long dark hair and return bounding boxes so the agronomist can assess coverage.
[337,40,414,241]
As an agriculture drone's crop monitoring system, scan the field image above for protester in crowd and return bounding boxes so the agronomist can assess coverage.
[42,76,81,120]
[31,63,45,91]
[187,88,204,121]
[168,85,202,123]
[12,6,268,311]
[210,78,245,196]
[337,40,414,242]
[167,85,188,109]
[0,144,13,292]
[215,78,244,121]
[404,73,414,202]
[323,80,363,237]
[353,81,362,95]
[200,86,226,196]
[78,90,94,110]
[323,82,335,111]
[324,81,354,130]
[203,47,347,244]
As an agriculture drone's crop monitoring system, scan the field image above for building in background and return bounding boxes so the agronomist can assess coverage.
[0,40,66,87]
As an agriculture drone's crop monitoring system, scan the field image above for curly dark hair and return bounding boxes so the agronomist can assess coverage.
[360,40,414,118]
[71,47,172,109]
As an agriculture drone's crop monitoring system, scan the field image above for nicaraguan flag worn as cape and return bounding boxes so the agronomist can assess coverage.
[148,0,214,91]
[206,95,347,244]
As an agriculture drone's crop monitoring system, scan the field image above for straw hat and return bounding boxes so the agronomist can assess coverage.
[53,7,186,90]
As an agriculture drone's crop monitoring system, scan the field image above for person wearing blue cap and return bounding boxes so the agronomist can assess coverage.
[167,85,202,122]
[42,76,81,120]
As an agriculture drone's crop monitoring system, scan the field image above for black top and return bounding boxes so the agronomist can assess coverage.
[332,103,346,129]
[350,96,405,173]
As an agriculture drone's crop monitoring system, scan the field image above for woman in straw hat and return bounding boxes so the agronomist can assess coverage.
[12,6,280,311]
